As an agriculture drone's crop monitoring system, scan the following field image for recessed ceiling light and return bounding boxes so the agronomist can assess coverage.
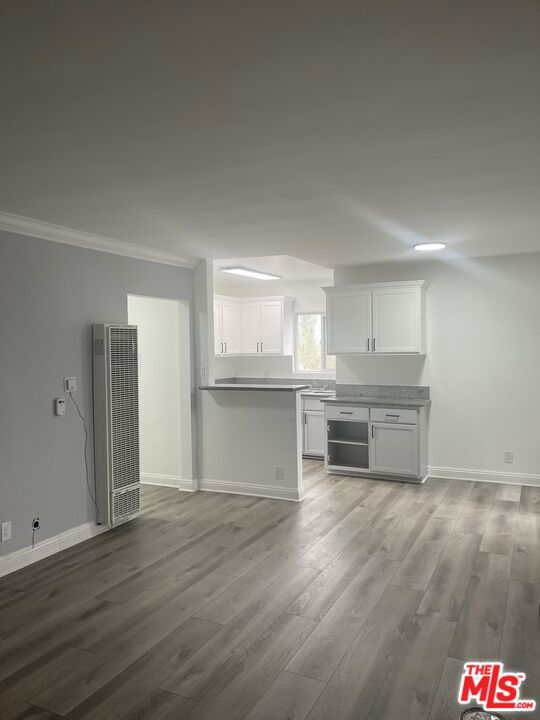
[413,242,447,252]
[221,267,281,280]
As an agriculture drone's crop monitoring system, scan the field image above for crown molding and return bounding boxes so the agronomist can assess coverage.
[0,211,196,269]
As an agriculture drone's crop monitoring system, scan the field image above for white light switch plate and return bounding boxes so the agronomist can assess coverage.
[1,521,12,542]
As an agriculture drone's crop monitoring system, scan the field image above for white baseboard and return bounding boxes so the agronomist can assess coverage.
[199,478,302,502]
[0,521,109,578]
[428,465,540,487]
[141,473,198,492]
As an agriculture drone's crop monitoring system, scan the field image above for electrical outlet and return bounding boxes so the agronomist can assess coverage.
[1,521,12,542]
[64,377,77,392]
[199,366,206,381]
[54,397,66,416]
[274,466,284,483]
[504,450,514,464]
[32,517,40,531]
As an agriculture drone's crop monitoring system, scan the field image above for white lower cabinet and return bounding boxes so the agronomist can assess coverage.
[370,423,419,477]
[324,404,427,482]
[303,411,326,457]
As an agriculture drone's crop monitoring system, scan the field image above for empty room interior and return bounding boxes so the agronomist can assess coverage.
[1,2,540,720]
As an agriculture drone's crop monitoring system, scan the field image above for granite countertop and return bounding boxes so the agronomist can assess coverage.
[301,390,336,398]
[323,396,430,408]
[200,384,310,392]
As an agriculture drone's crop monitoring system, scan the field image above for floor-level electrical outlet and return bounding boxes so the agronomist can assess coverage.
[504,450,514,464]
[1,521,12,542]
[274,466,284,483]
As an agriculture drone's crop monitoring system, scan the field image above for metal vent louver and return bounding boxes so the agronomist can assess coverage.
[109,327,139,491]
[113,486,140,520]
[93,324,140,527]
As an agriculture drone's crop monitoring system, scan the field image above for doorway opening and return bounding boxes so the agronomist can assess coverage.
[127,295,193,504]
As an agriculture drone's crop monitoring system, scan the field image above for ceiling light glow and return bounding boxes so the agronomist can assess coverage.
[413,242,447,252]
[221,266,281,280]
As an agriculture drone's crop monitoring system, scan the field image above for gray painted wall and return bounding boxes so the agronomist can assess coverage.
[0,231,193,555]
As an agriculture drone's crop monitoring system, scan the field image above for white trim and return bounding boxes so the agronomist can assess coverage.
[428,465,540,487]
[199,478,302,502]
[141,472,181,488]
[0,211,196,268]
[0,521,109,578]
[323,280,429,294]
[141,473,198,492]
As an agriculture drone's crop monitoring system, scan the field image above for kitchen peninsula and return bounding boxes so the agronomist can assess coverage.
[198,383,308,501]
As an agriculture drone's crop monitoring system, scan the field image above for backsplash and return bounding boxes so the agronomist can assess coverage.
[335,384,430,400]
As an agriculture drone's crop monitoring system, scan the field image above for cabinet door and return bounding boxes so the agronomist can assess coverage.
[240,303,260,353]
[213,301,223,355]
[259,301,283,354]
[327,291,372,354]
[221,301,241,354]
[372,287,421,353]
[303,412,326,457]
[370,423,419,476]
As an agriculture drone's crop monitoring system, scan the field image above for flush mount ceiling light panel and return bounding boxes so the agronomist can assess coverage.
[221,267,281,280]
[413,242,447,252]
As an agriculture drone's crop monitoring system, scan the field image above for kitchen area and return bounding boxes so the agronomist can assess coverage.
[201,256,431,500]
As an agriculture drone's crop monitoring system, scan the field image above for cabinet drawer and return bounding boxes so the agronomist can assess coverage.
[302,397,326,412]
[370,407,418,425]
[325,405,369,422]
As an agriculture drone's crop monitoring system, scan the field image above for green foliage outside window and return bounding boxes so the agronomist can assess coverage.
[296,313,335,372]
[297,314,322,371]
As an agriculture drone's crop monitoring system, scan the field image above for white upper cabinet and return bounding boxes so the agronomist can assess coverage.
[215,296,293,356]
[214,301,223,355]
[372,286,421,354]
[214,297,241,355]
[221,300,241,355]
[259,301,284,354]
[324,281,427,355]
[240,303,260,354]
[327,290,372,354]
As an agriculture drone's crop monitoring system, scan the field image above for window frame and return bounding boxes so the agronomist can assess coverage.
[293,312,336,377]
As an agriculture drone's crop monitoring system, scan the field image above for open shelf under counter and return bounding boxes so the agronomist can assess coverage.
[326,418,369,444]
[327,442,369,470]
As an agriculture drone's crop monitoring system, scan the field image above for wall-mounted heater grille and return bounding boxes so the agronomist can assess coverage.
[93,324,140,526]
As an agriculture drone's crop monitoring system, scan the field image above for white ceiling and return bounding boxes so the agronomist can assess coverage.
[214,256,333,283]
[1,1,539,267]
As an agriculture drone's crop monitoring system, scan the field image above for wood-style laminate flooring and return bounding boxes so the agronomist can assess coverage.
[1,460,539,720]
